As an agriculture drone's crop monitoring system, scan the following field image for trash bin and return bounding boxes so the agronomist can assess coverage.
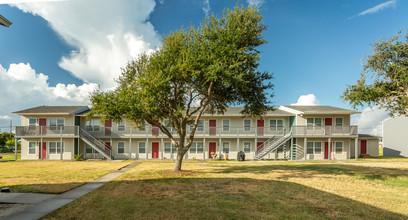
[237,151,245,161]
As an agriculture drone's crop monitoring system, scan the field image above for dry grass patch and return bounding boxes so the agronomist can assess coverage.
[44,159,408,219]
[0,160,132,193]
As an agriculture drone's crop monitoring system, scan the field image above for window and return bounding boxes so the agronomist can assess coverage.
[118,120,125,131]
[118,142,125,154]
[165,120,173,132]
[307,118,322,129]
[335,142,343,154]
[29,118,36,126]
[277,145,284,153]
[50,118,64,130]
[86,119,100,131]
[270,119,283,131]
[49,142,64,154]
[189,120,204,132]
[244,120,251,131]
[138,142,146,153]
[244,142,251,153]
[306,142,322,154]
[307,142,314,154]
[29,142,36,154]
[315,142,322,154]
[335,118,343,126]
[86,144,94,153]
[223,120,230,132]
[190,142,204,154]
[165,142,172,153]
[172,144,177,154]
[222,142,229,154]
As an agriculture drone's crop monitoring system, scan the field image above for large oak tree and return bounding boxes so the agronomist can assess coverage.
[89,5,274,171]
[343,31,408,115]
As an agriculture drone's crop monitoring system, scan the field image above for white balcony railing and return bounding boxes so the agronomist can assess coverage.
[291,125,358,136]
[15,126,79,137]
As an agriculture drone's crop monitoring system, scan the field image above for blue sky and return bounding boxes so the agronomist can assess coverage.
[0,0,406,134]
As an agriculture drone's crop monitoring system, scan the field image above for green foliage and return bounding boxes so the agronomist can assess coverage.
[0,132,14,146]
[89,5,273,170]
[343,30,408,116]
[1,147,11,153]
[74,154,83,161]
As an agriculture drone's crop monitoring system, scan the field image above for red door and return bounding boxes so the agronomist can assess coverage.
[209,120,216,136]
[361,140,367,155]
[39,118,46,135]
[152,142,159,158]
[105,142,111,154]
[38,142,46,159]
[257,142,263,154]
[152,125,159,136]
[324,142,329,159]
[209,142,216,158]
[325,118,332,135]
[105,120,112,136]
[257,120,264,136]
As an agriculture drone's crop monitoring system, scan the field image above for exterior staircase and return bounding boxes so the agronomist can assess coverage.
[255,130,292,160]
[79,127,113,160]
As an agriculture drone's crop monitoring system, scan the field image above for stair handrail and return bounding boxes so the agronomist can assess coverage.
[79,127,111,157]
[256,129,292,159]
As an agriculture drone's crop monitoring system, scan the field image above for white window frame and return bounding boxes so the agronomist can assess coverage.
[190,142,204,154]
[118,120,125,132]
[335,118,343,126]
[335,141,343,154]
[50,118,65,130]
[138,142,146,154]
[86,119,100,132]
[222,119,230,132]
[29,118,37,126]
[117,142,125,154]
[49,141,64,154]
[164,119,173,132]
[243,119,251,132]
[307,118,322,130]
[243,141,251,153]
[270,119,284,132]
[222,142,230,154]
[306,141,322,154]
[165,142,172,154]
[85,143,94,154]
[28,142,37,154]
[189,120,204,132]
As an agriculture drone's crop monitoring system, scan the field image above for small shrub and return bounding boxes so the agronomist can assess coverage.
[0,147,11,153]
[74,154,83,161]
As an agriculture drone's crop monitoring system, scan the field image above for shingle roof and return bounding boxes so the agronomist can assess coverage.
[0,14,12,27]
[200,107,294,116]
[13,106,89,115]
[359,134,381,139]
[281,105,360,115]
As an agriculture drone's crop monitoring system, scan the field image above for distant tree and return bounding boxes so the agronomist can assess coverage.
[343,30,408,116]
[0,132,13,146]
[89,5,274,171]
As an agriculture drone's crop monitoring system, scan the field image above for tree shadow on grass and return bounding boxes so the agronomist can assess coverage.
[40,177,408,220]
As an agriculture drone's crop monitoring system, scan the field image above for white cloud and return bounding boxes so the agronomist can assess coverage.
[246,0,265,7]
[0,63,98,129]
[12,0,161,89]
[0,0,65,4]
[351,106,388,136]
[291,94,320,106]
[350,0,397,19]
[202,0,210,16]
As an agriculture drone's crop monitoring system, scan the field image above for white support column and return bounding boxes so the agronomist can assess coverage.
[60,137,63,160]
[328,137,332,160]
[302,138,306,160]
[129,138,132,159]
[355,138,358,160]
[146,138,149,159]
[40,137,43,160]
[219,138,222,159]
[161,138,164,159]
[203,138,206,159]
[237,138,240,159]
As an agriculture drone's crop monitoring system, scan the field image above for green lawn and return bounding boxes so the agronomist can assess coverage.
[0,153,20,160]
[43,158,408,219]
[0,160,132,193]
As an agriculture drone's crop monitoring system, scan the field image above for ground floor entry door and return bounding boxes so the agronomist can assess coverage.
[152,142,159,158]
[38,142,46,159]
[361,140,367,155]
[324,142,329,159]
[257,142,263,154]
[209,142,216,158]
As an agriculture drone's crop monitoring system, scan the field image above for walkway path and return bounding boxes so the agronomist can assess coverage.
[1,162,140,220]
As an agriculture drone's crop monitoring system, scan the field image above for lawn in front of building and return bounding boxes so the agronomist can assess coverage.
[44,158,408,219]
[0,160,133,193]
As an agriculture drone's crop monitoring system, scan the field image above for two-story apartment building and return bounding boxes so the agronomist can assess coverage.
[13,105,378,161]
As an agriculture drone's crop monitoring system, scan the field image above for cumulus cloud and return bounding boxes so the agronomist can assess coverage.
[351,106,388,136]
[291,94,320,106]
[246,0,265,7]
[350,0,397,19]
[0,63,98,129]
[12,0,161,89]
[0,0,65,4]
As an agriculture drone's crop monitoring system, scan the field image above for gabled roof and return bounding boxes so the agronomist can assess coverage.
[0,14,12,27]
[281,105,360,115]
[359,134,381,139]
[195,107,295,117]
[13,106,89,115]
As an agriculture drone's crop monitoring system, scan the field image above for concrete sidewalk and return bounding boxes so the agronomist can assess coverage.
[2,162,140,220]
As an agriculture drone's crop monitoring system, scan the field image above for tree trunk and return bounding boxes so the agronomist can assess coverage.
[173,150,185,171]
